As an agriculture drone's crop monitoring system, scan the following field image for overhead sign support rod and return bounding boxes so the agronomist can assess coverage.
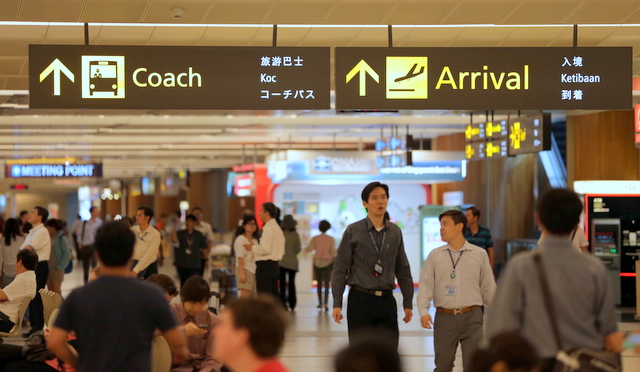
[388,25,393,48]
[84,23,89,45]
[273,25,278,47]
[573,24,578,47]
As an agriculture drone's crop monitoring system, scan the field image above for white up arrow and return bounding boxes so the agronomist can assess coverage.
[39,58,74,96]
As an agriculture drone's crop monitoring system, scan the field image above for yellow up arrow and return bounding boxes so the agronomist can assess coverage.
[346,59,379,97]
[40,58,75,96]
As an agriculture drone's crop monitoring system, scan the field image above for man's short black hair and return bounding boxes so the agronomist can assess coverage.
[466,206,481,220]
[34,206,49,223]
[180,276,211,303]
[89,206,98,213]
[334,333,402,372]
[192,207,203,213]
[261,203,277,218]
[19,210,28,217]
[95,221,136,267]
[226,296,288,358]
[17,249,38,270]
[361,182,389,202]
[137,206,154,221]
[537,188,582,235]
[319,220,331,233]
[439,210,468,235]
[185,214,197,222]
[44,219,62,231]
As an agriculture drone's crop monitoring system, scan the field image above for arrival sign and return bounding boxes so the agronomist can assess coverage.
[336,47,632,110]
[29,45,330,110]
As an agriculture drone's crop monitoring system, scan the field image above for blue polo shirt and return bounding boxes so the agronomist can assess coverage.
[465,224,494,251]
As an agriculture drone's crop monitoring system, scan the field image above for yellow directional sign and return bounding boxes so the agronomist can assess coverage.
[346,59,379,97]
[485,122,503,137]
[386,57,428,99]
[465,144,475,159]
[486,142,501,157]
[39,58,74,96]
[465,125,480,140]
[509,121,527,149]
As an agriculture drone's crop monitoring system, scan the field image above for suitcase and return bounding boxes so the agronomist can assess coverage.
[209,291,221,314]
[217,272,237,306]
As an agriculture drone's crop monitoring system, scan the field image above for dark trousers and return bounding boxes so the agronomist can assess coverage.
[433,308,483,372]
[256,260,280,298]
[314,264,333,306]
[279,268,297,310]
[28,261,48,332]
[80,244,96,284]
[200,258,208,276]
[346,288,399,349]
[131,260,148,279]
[176,266,201,287]
[144,261,158,279]
[0,310,15,333]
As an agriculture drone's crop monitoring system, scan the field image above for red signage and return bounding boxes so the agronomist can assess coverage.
[635,104,640,147]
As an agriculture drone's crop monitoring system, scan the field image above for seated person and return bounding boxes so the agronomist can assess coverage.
[171,276,222,372]
[469,332,539,372]
[0,249,38,332]
[0,325,77,372]
[213,296,290,372]
[147,273,179,303]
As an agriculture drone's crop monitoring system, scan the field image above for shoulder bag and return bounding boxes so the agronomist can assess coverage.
[533,253,621,372]
[22,330,55,362]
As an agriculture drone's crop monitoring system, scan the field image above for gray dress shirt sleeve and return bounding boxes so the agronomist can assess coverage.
[331,227,353,309]
[394,233,414,309]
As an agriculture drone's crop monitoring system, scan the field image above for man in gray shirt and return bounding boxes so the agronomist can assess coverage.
[77,206,102,283]
[487,188,620,370]
[332,182,413,349]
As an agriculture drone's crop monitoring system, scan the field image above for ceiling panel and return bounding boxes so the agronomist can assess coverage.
[264,0,336,24]
[147,27,207,46]
[298,27,363,47]
[563,1,640,24]
[624,8,640,23]
[498,26,569,47]
[323,0,398,24]
[572,26,621,47]
[441,0,524,25]
[198,27,264,46]
[349,27,391,47]
[502,0,583,25]
[43,25,90,45]
[203,0,276,24]
[143,0,213,23]
[0,0,21,20]
[18,0,85,22]
[384,1,461,25]
[396,27,465,47]
[448,27,518,47]
[82,0,149,22]
[249,27,275,46]
[4,76,28,90]
[0,57,23,75]
[93,25,155,45]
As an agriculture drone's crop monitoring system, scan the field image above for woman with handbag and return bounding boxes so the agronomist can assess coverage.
[0,218,25,286]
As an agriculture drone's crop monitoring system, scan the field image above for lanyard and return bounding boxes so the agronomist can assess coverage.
[448,249,465,279]
[365,219,386,257]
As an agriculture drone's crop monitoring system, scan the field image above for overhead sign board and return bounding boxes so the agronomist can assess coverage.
[6,163,102,178]
[336,47,632,110]
[29,45,330,110]
[464,113,551,160]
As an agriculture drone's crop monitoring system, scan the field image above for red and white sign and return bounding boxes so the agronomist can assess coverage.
[234,173,254,197]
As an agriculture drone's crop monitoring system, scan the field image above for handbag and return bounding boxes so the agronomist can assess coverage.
[22,330,55,362]
[64,259,73,274]
[533,253,621,372]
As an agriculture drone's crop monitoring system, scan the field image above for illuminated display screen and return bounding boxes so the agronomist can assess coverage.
[336,47,631,110]
[30,45,330,110]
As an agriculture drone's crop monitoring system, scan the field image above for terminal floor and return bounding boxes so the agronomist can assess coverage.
[3,259,639,372]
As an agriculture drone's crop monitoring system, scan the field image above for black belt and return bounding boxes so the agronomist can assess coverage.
[351,286,393,297]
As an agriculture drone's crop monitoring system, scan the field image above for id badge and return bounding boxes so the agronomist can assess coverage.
[374,263,383,275]
[444,286,456,296]
[185,249,192,255]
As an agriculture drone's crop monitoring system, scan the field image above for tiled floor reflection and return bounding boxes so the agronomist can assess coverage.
[2,258,638,372]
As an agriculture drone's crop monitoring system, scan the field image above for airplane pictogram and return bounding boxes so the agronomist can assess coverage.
[465,125,480,140]
[509,121,527,149]
[486,142,501,157]
[465,144,475,159]
[394,63,425,82]
[485,122,503,137]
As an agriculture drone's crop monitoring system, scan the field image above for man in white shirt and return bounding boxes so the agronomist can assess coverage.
[418,210,496,372]
[78,206,103,283]
[0,249,37,332]
[20,206,51,336]
[572,225,589,252]
[244,202,285,297]
[130,206,161,279]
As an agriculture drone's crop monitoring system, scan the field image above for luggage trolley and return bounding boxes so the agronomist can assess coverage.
[208,243,237,313]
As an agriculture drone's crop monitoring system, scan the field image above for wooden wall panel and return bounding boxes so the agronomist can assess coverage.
[568,110,637,182]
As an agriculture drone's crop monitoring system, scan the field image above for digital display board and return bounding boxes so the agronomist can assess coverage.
[29,45,330,110]
[336,47,631,110]
[6,163,102,178]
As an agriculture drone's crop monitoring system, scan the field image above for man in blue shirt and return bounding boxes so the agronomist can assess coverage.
[464,207,494,269]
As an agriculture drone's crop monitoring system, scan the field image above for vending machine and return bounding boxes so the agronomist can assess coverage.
[590,218,622,306]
